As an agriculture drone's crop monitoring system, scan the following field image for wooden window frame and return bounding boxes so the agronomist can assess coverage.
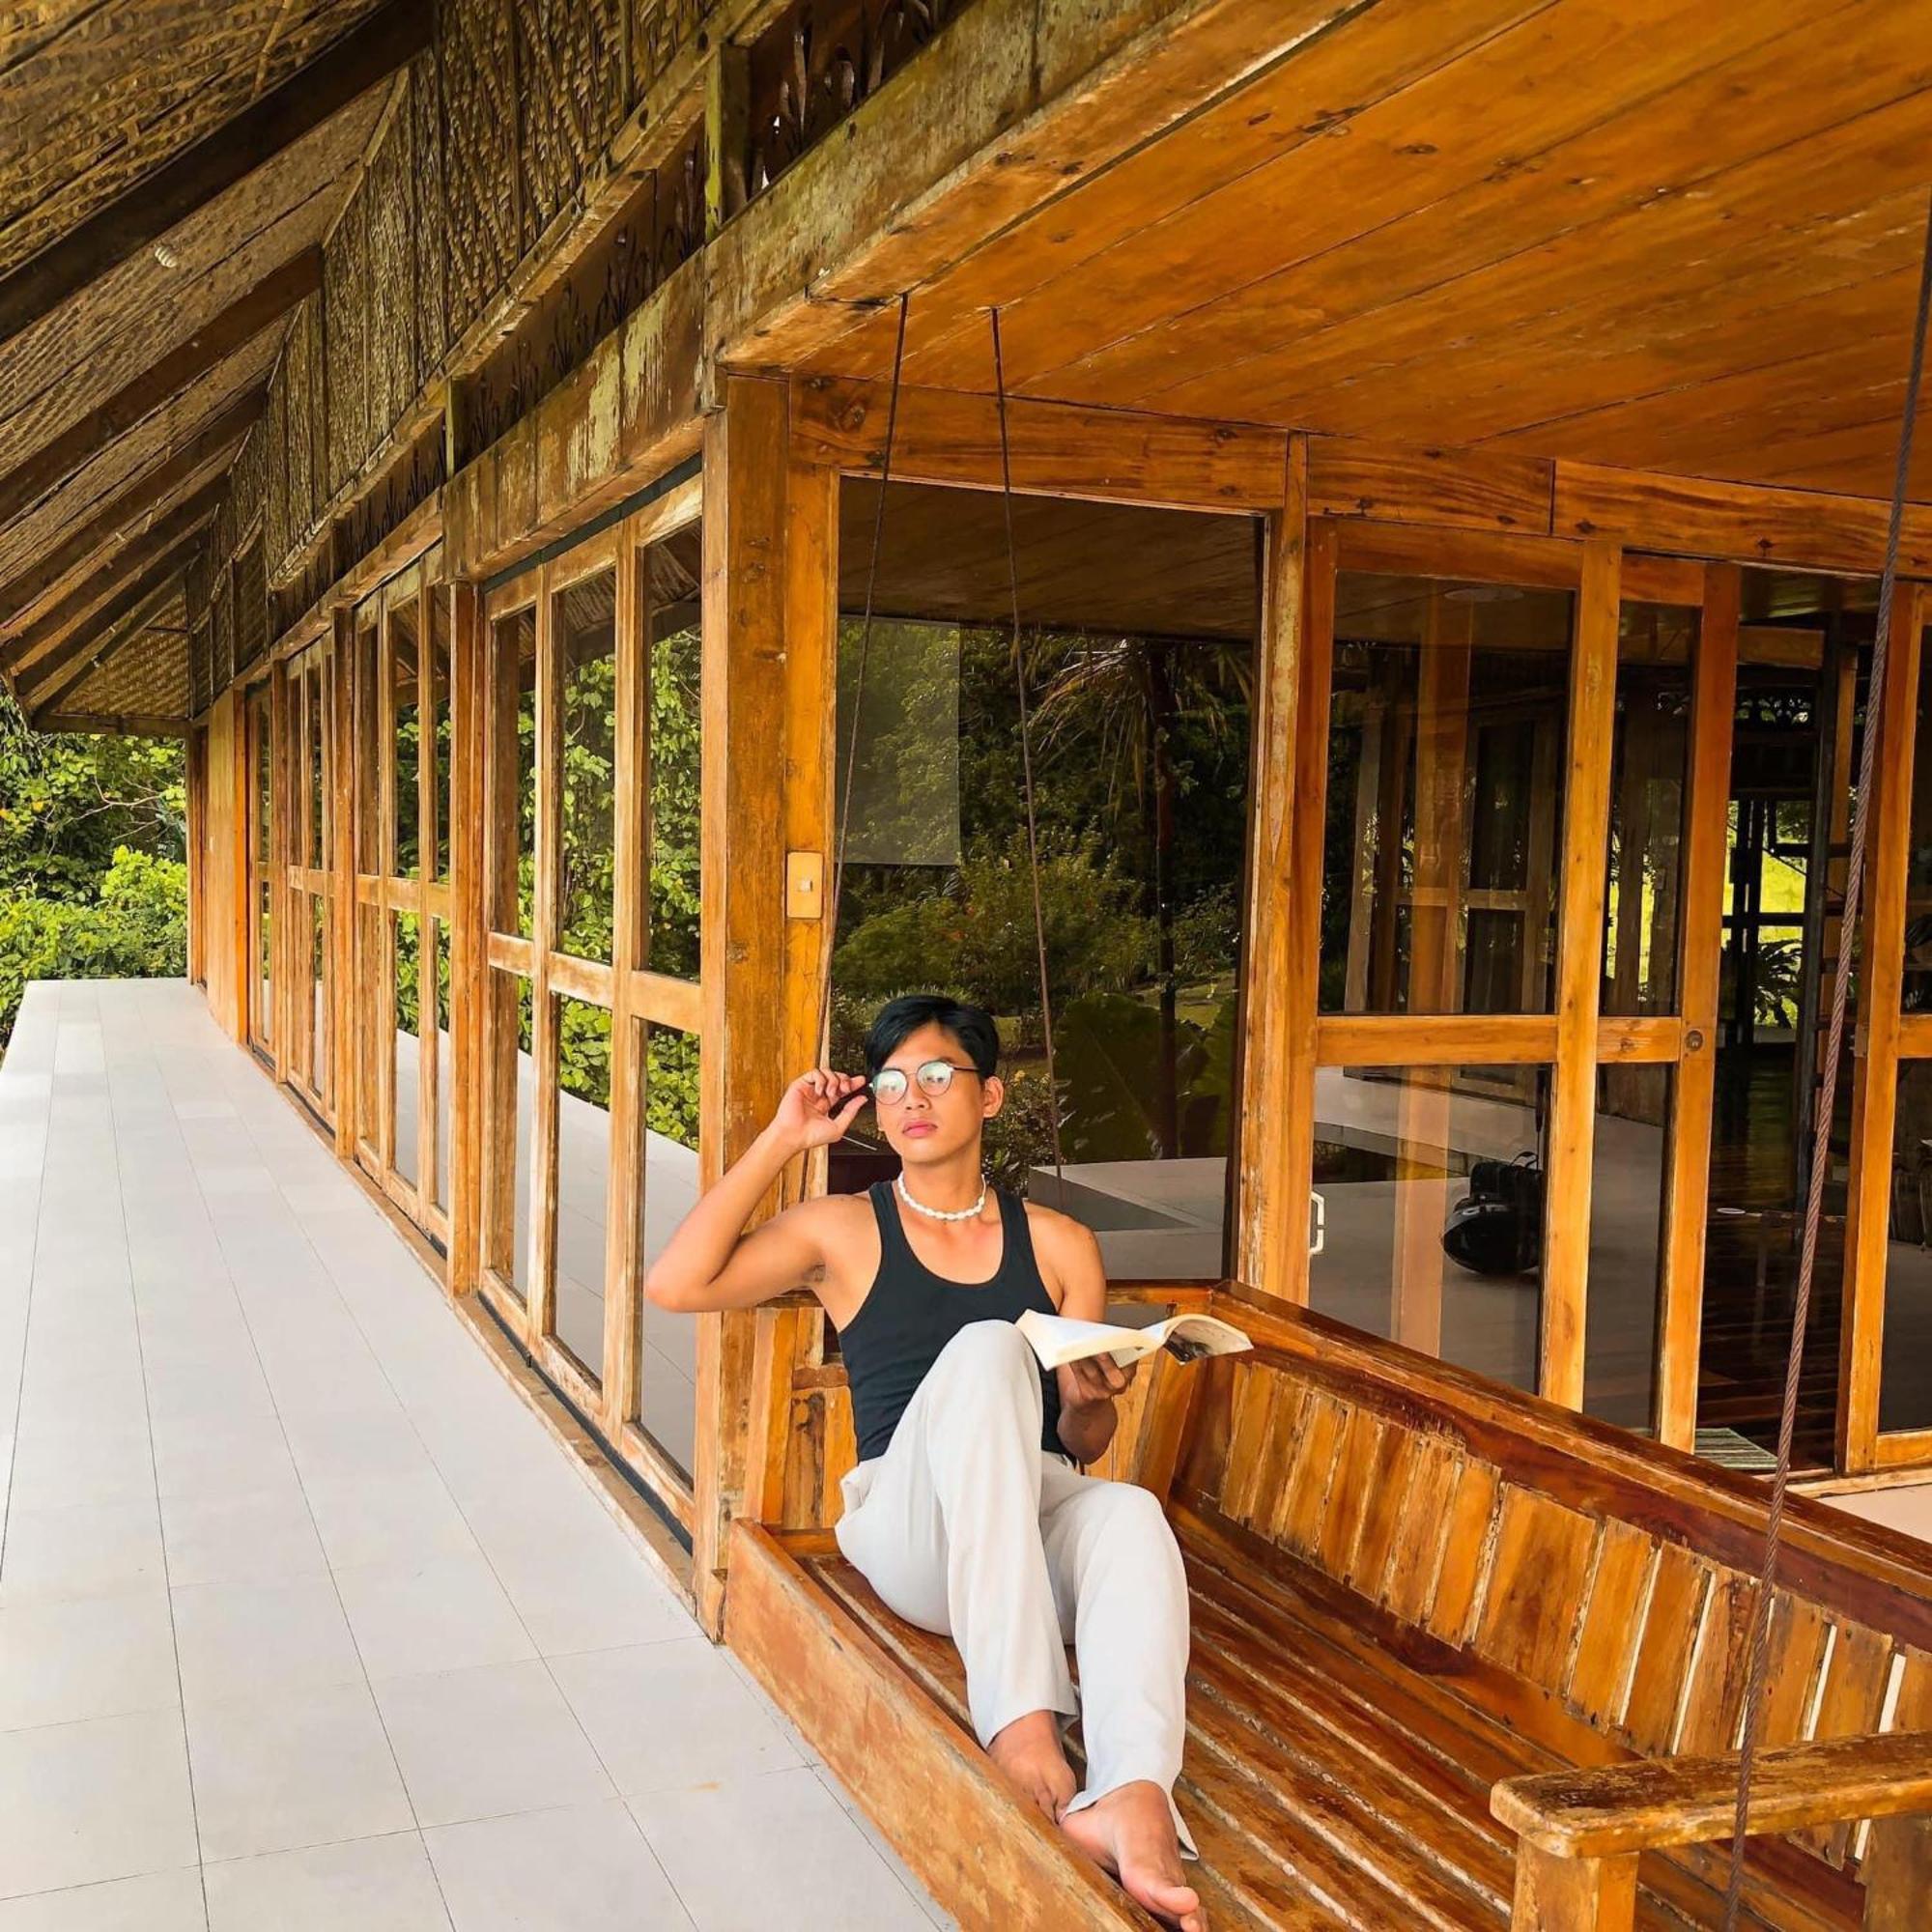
[476,477,704,1536]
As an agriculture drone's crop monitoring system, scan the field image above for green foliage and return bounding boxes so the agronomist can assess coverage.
[0,689,187,1050]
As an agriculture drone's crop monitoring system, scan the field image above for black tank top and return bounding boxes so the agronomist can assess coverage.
[837,1180,1063,1463]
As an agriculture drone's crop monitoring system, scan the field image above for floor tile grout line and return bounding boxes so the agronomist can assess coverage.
[107,1015,213,1930]
[144,991,459,1930]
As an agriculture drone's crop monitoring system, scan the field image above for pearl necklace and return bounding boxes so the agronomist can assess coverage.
[895,1171,989,1223]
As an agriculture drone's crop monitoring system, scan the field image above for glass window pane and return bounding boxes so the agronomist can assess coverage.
[435,920,453,1213]
[826,481,1255,1282]
[392,600,421,880]
[1586,1064,1672,1430]
[354,623,381,875]
[557,570,617,964]
[355,901,384,1154]
[307,664,326,869]
[394,911,421,1189]
[431,589,454,884]
[311,895,330,1108]
[553,995,613,1384]
[1321,576,1576,1015]
[485,967,535,1301]
[1881,1061,1932,1433]
[637,1020,699,1479]
[1603,605,1696,1016]
[644,527,701,980]
[1309,1062,1548,1394]
[490,609,538,938]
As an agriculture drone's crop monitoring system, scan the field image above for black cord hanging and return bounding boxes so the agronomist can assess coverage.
[991,305,1066,1195]
[1721,182,1932,1927]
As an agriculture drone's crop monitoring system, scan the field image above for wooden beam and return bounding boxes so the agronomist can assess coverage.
[4,479,223,673]
[0,0,430,345]
[1540,540,1622,1411]
[0,247,320,533]
[0,392,258,628]
[16,538,201,707]
[1655,564,1740,1451]
[788,375,1286,511]
[25,577,185,722]
[1553,462,1932,580]
[31,710,188,738]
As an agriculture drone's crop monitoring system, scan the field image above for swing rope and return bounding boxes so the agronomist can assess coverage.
[1721,183,1932,1928]
[816,293,910,1069]
[815,294,1068,1194]
[992,305,1067,1195]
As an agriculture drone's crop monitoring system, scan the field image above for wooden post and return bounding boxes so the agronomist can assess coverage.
[1655,565,1740,1450]
[1233,440,1324,1303]
[329,610,355,1155]
[448,581,486,1295]
[1541,540,1622,1410]
[529,573,562,1344]
[185,724,208,987]
[270,663,292,1086]
[1510,1842,1638,1932]
[694,375,797,1633]
[1838,582,1923,1473]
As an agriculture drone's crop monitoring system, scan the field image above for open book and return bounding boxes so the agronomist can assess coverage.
[1015,1307,1252,1371]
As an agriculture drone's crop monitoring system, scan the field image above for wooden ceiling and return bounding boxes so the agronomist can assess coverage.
[839,480,1261,641]
[799,0,1932,504]
[0,0,417,724]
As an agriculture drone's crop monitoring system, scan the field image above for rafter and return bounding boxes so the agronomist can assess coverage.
[3,479,221,674]
[0,390,259,629]
[14,531,205,707]
[27,578,187,723]
[0,0,432,346]
[0,247,319,534]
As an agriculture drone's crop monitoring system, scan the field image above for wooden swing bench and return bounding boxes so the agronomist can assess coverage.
[727,1290,1932,1930]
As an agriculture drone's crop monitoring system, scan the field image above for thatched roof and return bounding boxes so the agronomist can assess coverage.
[0,0,419,729]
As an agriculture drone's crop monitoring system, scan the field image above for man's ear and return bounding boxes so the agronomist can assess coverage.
[980,1073,1005,1120]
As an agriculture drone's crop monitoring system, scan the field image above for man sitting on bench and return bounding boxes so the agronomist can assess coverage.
[646,993,1203,1931]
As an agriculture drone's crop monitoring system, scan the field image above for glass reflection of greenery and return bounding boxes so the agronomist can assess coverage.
[830,621,1251,1193]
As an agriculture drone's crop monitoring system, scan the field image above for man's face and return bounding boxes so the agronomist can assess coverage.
[872,1022,1004,1160]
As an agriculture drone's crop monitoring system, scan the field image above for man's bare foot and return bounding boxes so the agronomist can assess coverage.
[1060,1779,1205,1932]
[988,1710,1077,1822]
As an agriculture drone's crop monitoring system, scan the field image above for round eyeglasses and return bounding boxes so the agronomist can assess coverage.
[869,1060,980,1105]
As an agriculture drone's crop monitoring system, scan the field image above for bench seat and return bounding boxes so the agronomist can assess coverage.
[738,1523,1830,1930]
[726,1294,1932,1929]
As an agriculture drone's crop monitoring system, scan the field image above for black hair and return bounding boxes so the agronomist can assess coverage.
[863,994,1000,1082]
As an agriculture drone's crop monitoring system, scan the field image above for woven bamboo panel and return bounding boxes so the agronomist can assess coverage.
[211,566,235,694]
[58,600,192,724]
[324,190,370,494]
[0,101,379,482]
[0,1,384,275]
[188,611,213,716]
[408,59,450,382]
[0,332,278,588]
[515,0,625,243]
[633,0,711,99]
[232,419,269,554]
[265,379,291,573]
[235,536,269,671]
[365,103,416,443]
[441,0,521,325]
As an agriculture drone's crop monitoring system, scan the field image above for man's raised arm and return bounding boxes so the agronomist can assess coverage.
[642,1067,867,1313]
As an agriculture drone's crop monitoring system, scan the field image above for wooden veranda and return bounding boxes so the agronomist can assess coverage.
[7,2,1932,1924]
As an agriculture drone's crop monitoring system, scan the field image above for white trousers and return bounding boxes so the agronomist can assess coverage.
[834,1321,1196,1855]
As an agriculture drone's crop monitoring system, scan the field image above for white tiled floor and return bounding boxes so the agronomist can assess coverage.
[0,980,948,1930]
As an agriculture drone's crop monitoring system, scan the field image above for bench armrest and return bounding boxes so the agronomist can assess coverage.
[1492,1729,1932,1857]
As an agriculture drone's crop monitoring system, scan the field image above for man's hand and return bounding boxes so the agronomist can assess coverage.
[1059,1351,1137,1414]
